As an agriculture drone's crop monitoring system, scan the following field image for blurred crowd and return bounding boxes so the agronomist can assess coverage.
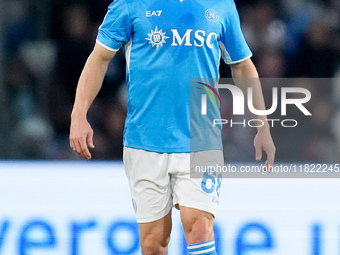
[0,0,339,162]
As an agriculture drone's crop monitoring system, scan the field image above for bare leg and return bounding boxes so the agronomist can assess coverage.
[180,206,214,244]
[139,211,172,255]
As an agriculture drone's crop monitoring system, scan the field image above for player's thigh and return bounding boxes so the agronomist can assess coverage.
[139,211,172,248]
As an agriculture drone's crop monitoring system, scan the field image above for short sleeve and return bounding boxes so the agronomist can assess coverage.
[96,0,132,51]
[220,0,252,64]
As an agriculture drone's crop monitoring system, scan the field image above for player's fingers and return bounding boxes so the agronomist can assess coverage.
[70,140,74,151]
[265,147,276,173]
[263,160,271,173]
[87,130,95,149]
[71,141,79,155]
[267,153,275,167]
[267,144,276,163]
[73,140,82,155]
[255,146,262,161]
[267,158,275,173]
[79,139,91,159]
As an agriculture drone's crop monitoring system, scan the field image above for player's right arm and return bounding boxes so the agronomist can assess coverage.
[70,42,116,159]
[230,58,276,170]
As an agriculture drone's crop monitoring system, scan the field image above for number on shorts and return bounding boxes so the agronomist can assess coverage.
[201,170,222,197]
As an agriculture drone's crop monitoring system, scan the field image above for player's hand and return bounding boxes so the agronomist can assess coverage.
[254,128,276,172]
[69,116,95,159]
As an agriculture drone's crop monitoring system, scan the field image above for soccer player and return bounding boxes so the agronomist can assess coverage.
[69,0,276,254]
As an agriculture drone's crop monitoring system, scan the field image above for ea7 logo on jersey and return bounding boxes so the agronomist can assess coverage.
[146,10,162,17]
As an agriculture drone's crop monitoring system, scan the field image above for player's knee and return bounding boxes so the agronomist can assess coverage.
[183,214,214,243]
[140,234,170,255]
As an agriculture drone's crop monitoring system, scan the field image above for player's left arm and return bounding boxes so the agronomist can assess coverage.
[230,58,276,170]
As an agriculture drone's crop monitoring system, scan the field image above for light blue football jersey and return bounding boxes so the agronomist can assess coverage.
[97,0,252,153]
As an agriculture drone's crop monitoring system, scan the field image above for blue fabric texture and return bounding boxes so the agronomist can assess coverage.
[97,0,252,153]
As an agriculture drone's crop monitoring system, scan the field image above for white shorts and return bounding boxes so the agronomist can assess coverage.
[123,146,224,223]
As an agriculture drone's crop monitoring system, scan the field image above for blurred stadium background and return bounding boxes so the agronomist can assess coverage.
[0,0,340,254]
[0,0,339,160]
